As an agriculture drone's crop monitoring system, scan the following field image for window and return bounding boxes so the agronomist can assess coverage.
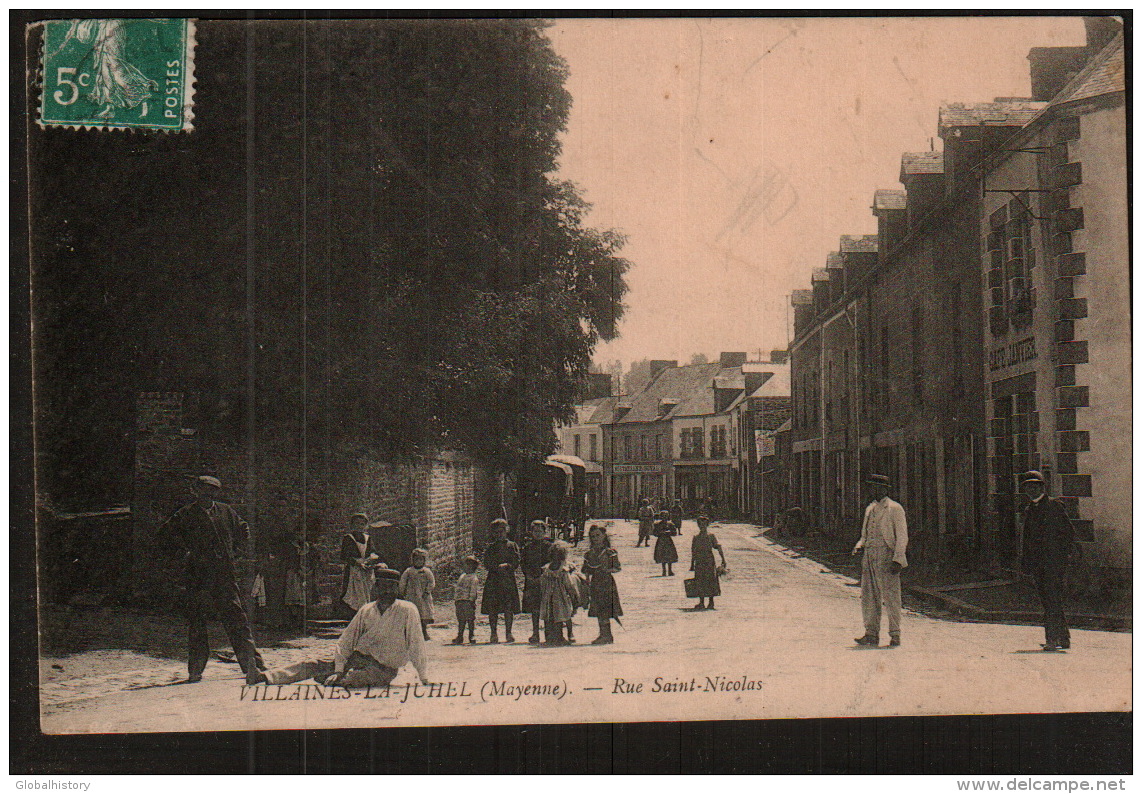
[624,435,632,462]
[710,426,727,458]
[589,434,597,462]
[825,360,833,423]
[640,435,647,461]
[987,200,1037,335]
[654,434,661,459]
[681,428,705,459]
[574,434,581,458]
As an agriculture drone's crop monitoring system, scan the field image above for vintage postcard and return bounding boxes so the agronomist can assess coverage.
[23,15,1129,735]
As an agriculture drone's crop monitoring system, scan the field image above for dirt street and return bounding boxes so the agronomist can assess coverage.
[40,519,1132,733]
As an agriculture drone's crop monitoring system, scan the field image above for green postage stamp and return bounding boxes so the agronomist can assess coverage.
[38,18,195,131]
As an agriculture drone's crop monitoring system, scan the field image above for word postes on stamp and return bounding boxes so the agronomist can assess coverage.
[38,18,195,132]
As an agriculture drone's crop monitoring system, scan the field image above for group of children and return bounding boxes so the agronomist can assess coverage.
[391,520,622,648]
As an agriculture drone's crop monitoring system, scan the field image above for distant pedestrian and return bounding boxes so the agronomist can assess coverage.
[582,524,622,644]
[163,475,265,684]
[481,518,521,643]
[670,500,684,535]
[636,499,654,547]
[451,556,480,645]
[1020,471,1075,652]
[400,548,435,640]
[338,512,380,620]
[689,514,726,609]
[540,542,579,645]
[851,474,908,648]
[521,520,556,644]
[571,517,586,547]
[283,533,312,631]
[251,568,428,689]
[653,510,679,576]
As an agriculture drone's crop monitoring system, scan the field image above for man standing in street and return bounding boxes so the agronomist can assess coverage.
[164,475,265,683]
[1020,470,1075,652]
[636,498,654,547]
[851,473,908,648]
[250,567,429,688]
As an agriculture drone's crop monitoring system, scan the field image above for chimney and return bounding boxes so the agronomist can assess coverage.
[769,349,789,365]
[1084,16,1122,53]
[1028,46,1094,101]
[718,352,747,368]
[648,360,678,383]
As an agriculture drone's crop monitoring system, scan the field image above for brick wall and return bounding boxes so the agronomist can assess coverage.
[131,392,504,612]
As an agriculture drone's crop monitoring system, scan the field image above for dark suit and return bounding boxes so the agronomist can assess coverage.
[167,500,264,677]
[1022,496,1075,648]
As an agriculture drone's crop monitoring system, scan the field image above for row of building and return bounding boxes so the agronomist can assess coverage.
[558,354,792,524]
[786,20,1128,596]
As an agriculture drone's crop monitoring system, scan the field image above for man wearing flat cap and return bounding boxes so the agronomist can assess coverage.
[249,566,428,688]
[164,475,264,682]
[851,473,908,648]
[1020,470,1075,652]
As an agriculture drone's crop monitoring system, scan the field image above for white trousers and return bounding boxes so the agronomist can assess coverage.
[861,543,902,638]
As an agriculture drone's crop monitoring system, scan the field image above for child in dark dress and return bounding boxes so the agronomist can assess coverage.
[583,524,622,644]
[652,510,679,576]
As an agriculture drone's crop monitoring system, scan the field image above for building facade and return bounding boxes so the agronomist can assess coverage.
[974,28,1128,594]
[787,20,1128,593]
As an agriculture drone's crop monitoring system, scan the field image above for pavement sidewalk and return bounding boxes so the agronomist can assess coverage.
[759,528,1131,631]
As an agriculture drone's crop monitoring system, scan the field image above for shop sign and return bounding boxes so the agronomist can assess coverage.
[612,464,663,474]
[989,337,1036,372]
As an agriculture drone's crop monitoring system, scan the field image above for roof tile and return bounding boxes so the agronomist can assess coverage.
[900,151,945,177]
[839,234,879,253]
[872,189,907,211]
[938,101,1046,133]
[1047,32,1124,108]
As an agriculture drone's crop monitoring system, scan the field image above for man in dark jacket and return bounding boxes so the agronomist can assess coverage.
[165,475,265,682]
[1021,470,1075,652]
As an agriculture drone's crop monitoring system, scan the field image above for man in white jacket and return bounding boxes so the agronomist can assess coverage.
[851,473,908,648]
[248,567,428,687]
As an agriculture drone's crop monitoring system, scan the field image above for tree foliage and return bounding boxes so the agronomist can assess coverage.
[623,359,655,395]
[29,19,630,505]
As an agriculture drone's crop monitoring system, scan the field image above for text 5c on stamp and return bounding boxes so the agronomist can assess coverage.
[38,18,196,132]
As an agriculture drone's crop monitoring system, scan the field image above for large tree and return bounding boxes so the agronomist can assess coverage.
[28,19,629,506]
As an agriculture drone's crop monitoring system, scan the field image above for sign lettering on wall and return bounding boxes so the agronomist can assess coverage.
[612,464,664,474]
[989,337,1037,372]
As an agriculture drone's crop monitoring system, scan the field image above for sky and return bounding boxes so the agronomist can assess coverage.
[547,16,1087,370]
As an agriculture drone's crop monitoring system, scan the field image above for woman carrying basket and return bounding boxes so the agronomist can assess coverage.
[688,514,727,610]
